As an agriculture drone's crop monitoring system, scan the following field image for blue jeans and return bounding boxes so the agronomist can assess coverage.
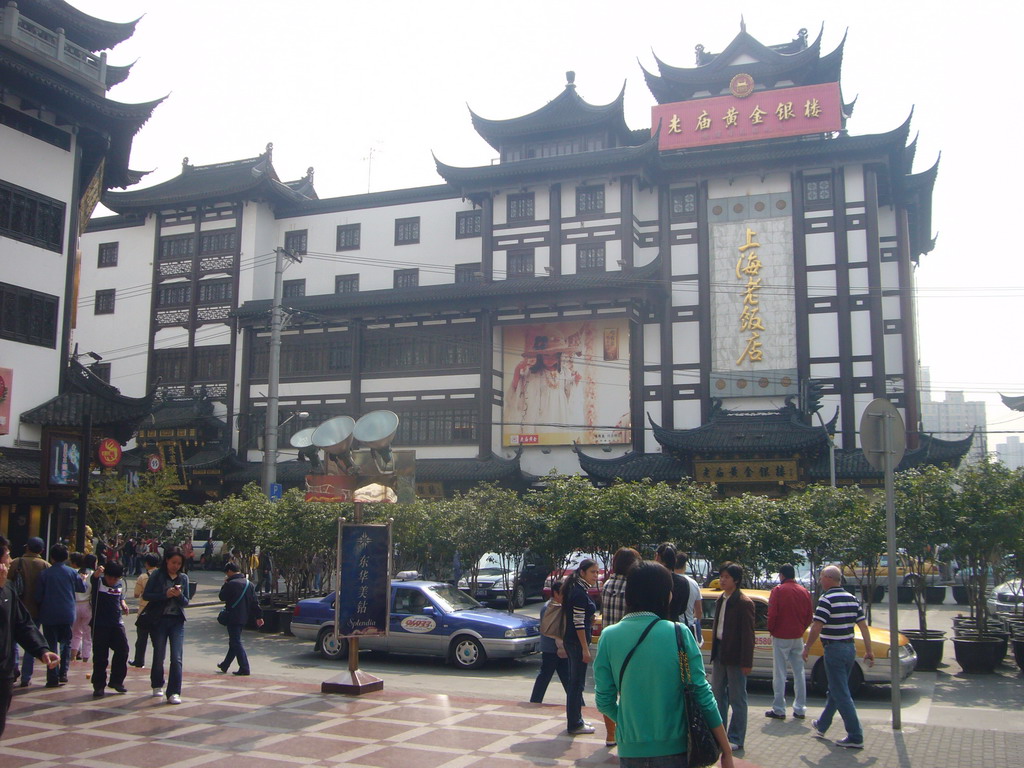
[17,618,42,683]
[771,636,807,716]
[817,640,862,743]
[150,617,185,696]
[221,623,250,673]
[43,624,72,685]
[565,642,588,730]
[710,662,748,747]
[530,651,570,703]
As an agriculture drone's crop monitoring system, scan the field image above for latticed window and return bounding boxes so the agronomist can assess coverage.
[362,329,478,372]
[197,280,232,304]
[98,242,118,268]
[395,408,478,445]
[159,235,194,260]
[0,281,58,348]
[456,210,482,238]
[335,274,359,293]
[455,263,481,284]
[804,175,833,208]
[151,348,189,382]
[283,279,306,298]
[194,345,231,381]
[198,230,237,254]
[336,224,360,250]
[157,283,192,307]
[576,185,605,215]
[395,217,420,245]
[670,187,698,221]
[507,250,534,277]
[0,179,65,252]
[94,289,115,315]
[250,335,353,378]
[507,193,535,223]
[284,229,307,255]
[577,244,606,272]
[394,268,419,289]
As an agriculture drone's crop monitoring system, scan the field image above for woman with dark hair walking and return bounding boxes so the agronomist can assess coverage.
[142,547,190,704]
[599,547,640,747]
[563,558,599,735]
[594,561,735,767]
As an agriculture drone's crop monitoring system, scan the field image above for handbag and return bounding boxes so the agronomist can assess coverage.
[539,600,566,640]
[218,580,250,626]
[675,623,721,768]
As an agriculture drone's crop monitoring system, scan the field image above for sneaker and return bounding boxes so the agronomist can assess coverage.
[729,743,743,751]
[811,719,827,739]
[793,712,806,719]
[216,663,229,673]
[232,670,250,676]
[765,709,786,719]
[835,737,864,749]
[167,694,181,705]
[152,688,164,698]
[128,660,145,668]
[568,724,596,735]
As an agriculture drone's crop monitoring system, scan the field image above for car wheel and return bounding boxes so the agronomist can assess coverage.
[316,627,347,661]
[450,635,487,670]
[903,574,921,588]
[810,657,865,698]
[511,584,527,609]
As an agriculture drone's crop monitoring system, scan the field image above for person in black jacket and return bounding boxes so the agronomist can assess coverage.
[142,547,190,704]
[562,558,599,735]
[217,562,263,675]
[0,537,58,739]
[89,562,129,697]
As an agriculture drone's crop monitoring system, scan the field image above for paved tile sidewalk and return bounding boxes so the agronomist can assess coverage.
[4,671,1021,767]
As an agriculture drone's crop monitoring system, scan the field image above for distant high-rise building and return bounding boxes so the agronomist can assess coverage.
[920,390,988,463]
[997,436,1023,470]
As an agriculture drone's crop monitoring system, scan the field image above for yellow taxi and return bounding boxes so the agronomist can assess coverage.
[698,588,916,696]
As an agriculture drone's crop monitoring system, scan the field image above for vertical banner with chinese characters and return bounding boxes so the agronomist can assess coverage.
[710,205,797,378]
[0,367,11,436]
[337,524,391,638]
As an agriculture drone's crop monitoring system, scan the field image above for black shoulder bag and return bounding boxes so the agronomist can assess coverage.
[675,623,721,768]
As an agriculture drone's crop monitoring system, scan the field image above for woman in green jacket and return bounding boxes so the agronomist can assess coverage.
[594,561,735,767]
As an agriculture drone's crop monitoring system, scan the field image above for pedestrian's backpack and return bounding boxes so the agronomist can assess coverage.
[539,600,566,640]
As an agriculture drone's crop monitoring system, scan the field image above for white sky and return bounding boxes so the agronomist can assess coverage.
[74,0,1024,449]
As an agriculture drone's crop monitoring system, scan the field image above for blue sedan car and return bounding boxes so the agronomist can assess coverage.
[291,580,542,669]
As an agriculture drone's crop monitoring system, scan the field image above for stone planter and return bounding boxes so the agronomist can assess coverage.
[1012,637,1024,672]
[896,586,916,604]
[925,585,947,605]
[952,585,970,605]
[258,607,280,633]
[953,634,1004,673]
[861,585,884,604]
[903,629,946,671]
[278,607,293,636]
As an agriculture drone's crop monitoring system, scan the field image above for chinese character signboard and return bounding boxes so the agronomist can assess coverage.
[97,438,122,467]
[652,82,841,151]
[337,524,391,638]
[0,367,11,435]
[502,319,631,447]
[694,459,798,484]
[48,434,82,486]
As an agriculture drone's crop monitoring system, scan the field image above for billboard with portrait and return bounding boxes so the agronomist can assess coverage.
[502,319,631,447]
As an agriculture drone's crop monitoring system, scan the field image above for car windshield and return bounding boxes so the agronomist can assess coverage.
[429,584,482,612]
[476,568,506,577]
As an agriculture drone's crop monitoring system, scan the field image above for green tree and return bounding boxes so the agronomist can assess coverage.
[838,499,886,622]
[524,474,599,579]
[788,484,863,597]
[88,467,180,543]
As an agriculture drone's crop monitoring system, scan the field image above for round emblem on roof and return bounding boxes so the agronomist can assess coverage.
[729,73,755,98]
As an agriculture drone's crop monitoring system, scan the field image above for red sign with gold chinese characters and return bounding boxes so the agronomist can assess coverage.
[97,438,122,467]
[652,82,842,151]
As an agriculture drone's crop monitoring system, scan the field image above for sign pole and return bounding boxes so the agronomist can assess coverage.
[883,411,902,730]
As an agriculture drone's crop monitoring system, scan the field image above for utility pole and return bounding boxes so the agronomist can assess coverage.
[262,246,301,495]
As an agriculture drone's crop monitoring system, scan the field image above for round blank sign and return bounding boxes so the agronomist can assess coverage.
[859,398,906,472]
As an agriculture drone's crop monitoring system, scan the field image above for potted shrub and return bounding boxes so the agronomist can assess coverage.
[947,461,1024,673]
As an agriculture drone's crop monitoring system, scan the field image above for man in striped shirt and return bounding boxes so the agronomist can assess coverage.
[802,565,874,749]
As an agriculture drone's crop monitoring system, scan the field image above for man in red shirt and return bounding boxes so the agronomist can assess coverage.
[766,564,813,719]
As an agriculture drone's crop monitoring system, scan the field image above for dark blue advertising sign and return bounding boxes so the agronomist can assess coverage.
[49,435,82,486]
[337,524,391,637]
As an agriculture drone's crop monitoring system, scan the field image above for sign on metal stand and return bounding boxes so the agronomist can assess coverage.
[860,398,906,730]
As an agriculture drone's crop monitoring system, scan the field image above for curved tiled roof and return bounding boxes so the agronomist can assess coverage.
[575,448,686,483]
[650,406,833,454]
[18,0,140,52]
[807,432,974,480]
[469,77,633,150]
[1001,394,1024,412]
[103,148,316,213]
[0,447,42,486]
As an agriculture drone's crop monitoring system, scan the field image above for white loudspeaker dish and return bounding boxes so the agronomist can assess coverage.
[289,427,318,450]
[311,415,356,455]
[353,410,399,449]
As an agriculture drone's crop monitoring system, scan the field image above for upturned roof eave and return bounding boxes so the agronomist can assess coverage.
[18,0,140,52]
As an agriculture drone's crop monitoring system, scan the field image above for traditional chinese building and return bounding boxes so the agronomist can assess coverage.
[0,0,159,547]
[76,25,969,498]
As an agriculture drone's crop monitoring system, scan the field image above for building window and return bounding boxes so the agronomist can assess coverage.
[507,193,535,223]
[577,244,606,272]
[0,281,59,348]
[803,174,833,209]
[670,187,698,222]
[88,362,111,383]
[455,263,481,284]
[576,185,605,215]
[250,335,353,379]
[335,274,359,293]
[156,282,192,307]
[0,179,65,253]
[283,279,306,298]
[506,249,534,277]
[98,242,118,268]
[285,229,308,255]
[394,268,419,289]
[193,345,231,381]
[362,329,479,373]
[395,408,478,445]
[336,223,360,251]
[456,210,482,238]
[197,280,233,304]
[198,230,237,255]
[159,235,194,260]
[395,217,420,245]
[151,348,189,383]
[94,289,115,315]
